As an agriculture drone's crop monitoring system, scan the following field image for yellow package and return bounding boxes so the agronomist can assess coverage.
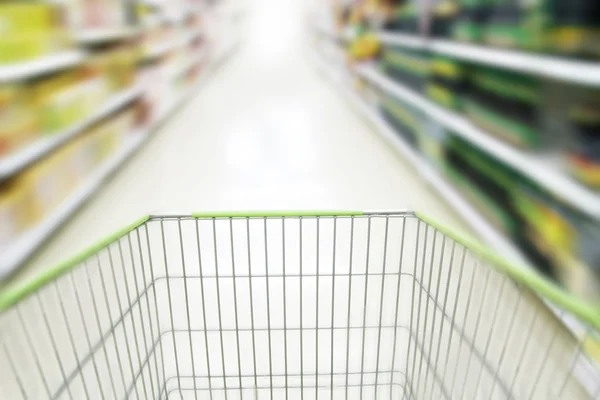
[31,71,89,133]
[0,180,28,249]
[21,155,64,221]
[0,2,60,35]
[0,84,40,155]
[0,1,72,63]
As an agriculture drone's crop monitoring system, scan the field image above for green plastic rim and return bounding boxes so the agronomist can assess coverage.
[1,209,598,334]
[416,211,600,332]
[191,210,363,218]
[0,215,150,312]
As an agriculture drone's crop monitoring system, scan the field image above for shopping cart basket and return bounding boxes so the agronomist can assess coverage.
[1,211,599,399]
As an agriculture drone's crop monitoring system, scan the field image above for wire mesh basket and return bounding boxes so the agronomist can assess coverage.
[1,211,599,399]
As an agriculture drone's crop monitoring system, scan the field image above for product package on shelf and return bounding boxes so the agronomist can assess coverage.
[566,91,600,188]
[380,92,425,148]
[453,0,493,42]
[430,0,460,38]
[85,41,140,91]
[32,70,107,134]
[0,1,73,64]
[384,2,420,33]
[445,135,522,237]
[0,85,39,157]
[1,102,135,249]
[482,0,545,52]
[464,66,541,148]
[380,44,431,92]
[514,188,600,304]
[440,130,600,303]
[544,0,600,59]
[0,179,29,251]
[70,0,134,30]
[426,55,467,110]
[420,117,449,168]
[142,24,175,58]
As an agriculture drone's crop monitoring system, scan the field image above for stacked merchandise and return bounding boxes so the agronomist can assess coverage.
[353,0,600,298]
[426,55,466,110]
[316,0,600,376]
[137,10,206,127]
[464,67,541,148]
[453,0,600,58]
[0,2,72,64]
[0,0,219,275]
[70,0,135,31]
[382,0,600,59]
[380,93,425,147]
[0,106,136,253]
[380,44,430,92]
[567,91,600,189]
[0,43,139,160]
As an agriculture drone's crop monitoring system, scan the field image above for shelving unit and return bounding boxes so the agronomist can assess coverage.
[377,32,600,87]
[313,51,528,266]
[0,85,142,179]
[0,0,240,277]
[0,50,87,83]
[0,31,237,279]
[143,28,203,60]
[356,63,600,219]
[313,48,600,396]
[75,27,141,45]
[0,132,144,277]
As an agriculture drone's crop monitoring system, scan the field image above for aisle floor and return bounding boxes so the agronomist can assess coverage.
[13,0,466,283]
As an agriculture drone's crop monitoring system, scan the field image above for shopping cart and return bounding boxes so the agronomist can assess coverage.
[1,211,599,399]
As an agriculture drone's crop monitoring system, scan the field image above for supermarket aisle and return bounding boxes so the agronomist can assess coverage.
[13,0,466,282]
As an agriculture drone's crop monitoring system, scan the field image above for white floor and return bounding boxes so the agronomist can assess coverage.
[15,0,466,282]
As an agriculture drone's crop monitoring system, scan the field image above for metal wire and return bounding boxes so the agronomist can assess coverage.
[1,213,598,399]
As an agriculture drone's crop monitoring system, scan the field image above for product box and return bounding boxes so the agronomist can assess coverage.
[0,85,40,156]
[452,0,495,42]
[426,56,466,110]
[565,92,600,187]
[545,0,600,59]
[430,0,460,38]
[21,156,64,221]
[0,180,28,250]
[419,118,448,168]
[514,188,600,303]
[0,2,71,63]
[88,45,138,91]
[388,3,420,33]
[464,67,541,148]
[381,46,431,92]
[445,135,519,234]
[483,1,546,52]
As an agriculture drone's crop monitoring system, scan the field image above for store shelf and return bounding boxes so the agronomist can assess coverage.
[144,38,181,60]
[0,34,239,278]
[75,27,141,44]
[315,51,600,396]
[315,53,527,264]
[356,63,600,219]
[0,50,86,82]
[0,85,142,180]
[0,132,145,279]
[143,28,203,61]
[377,32,600,86]
[377,32,428,50]
[314,48,600,396]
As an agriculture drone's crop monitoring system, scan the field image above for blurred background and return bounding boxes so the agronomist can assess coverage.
[311,0,600,382]
[0,0,599,392]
